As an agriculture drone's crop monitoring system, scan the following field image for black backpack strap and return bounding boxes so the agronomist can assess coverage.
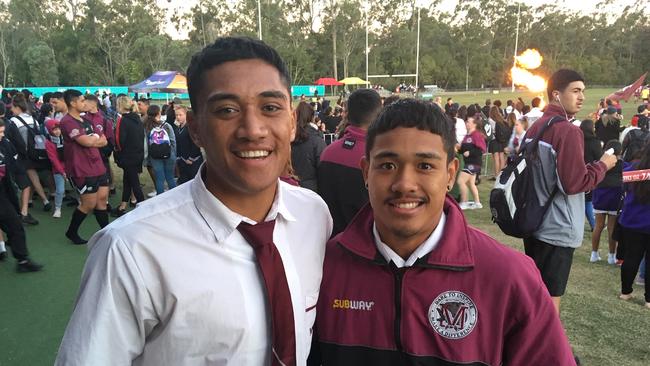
[520,116,563,151]
[14,115,41,134]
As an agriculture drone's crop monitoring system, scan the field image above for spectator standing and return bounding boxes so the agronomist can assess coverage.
[144,105,177,195]
[590,140,623,264]
[174,105,202,184]
[59,90,109,245]
[595,107,622,145]
[56,36,332,365]
[489,105,510,179]
[523,69,616,321]
[457,106,486,210]
[291,101,326,192]
[44,119,66,218]
[313,99,576,365]
[111,96,145,217]
[7,93,51,217]
[618,143,650,309]
[318,88,382,236]
[525,97,544,127]
[581,119,601,232]
[0,119,43,272]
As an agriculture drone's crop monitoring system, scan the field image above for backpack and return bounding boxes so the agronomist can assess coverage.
[623,128,649,162]
[489,116,562,238]
[13,115,48,161]
[483,119,495,143]
[148,123,171,159]
[495,121,511,143]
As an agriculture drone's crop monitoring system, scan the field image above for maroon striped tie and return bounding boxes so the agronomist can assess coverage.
[237,220,296,366]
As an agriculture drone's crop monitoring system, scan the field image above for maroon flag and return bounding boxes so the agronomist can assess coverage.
[606,73,647,102]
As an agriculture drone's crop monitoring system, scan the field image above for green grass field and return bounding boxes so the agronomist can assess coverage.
[1,88,648,365]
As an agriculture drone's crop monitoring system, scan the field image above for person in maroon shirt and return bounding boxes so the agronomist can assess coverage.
[312,99,576,365]
[60,89,109,244]
[84,94,116,194]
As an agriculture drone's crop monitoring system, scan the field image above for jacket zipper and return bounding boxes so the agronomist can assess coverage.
[393,268,404,352]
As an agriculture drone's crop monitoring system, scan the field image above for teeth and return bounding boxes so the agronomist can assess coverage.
[237,150,270,158]
[395,202,419,209]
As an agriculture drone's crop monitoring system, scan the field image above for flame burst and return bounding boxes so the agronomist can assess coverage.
[511,49,547,92]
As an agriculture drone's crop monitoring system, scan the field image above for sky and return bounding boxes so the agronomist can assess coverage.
[157,0,645,40]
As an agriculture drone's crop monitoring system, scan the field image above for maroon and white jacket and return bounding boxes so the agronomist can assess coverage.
[313,197,576,366]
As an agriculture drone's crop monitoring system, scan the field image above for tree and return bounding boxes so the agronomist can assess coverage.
[24,41,59,86]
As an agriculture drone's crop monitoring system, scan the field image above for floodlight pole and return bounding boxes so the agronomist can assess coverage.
[258,0,263,40]
[365,1,369,88]
[511,2,521,92]
[415,6,421,94]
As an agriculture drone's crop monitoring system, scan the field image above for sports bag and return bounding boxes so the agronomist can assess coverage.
[14,115,48,161]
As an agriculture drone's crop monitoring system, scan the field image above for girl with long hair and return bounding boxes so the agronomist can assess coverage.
[144,105,177,195]
[290,101,326,192]
[457,106,486,210]
[618,142,650,308]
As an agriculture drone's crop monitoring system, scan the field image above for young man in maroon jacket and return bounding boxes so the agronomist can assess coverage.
[313,99,577,365]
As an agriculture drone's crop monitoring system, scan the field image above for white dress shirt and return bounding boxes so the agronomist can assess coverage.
[55,168,332,365]
[525,107,544,127]
[372,213,446,268]
[455,117,467,144]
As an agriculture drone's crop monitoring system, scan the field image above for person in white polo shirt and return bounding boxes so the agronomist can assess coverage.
[56,37,332,366]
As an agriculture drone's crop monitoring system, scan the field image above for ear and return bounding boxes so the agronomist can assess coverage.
[186,110,204,148]
[360,156,370,186]
[290,106,297,143]
[447,157,459,189]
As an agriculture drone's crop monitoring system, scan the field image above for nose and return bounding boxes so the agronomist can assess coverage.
[237,106,269,141]
[391,166,418,194]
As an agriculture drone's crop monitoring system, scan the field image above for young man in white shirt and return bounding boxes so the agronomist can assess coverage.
[56,37,332,365]
[525,96,544,127]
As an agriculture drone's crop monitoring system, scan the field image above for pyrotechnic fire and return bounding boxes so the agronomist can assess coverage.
[511,49,547,92]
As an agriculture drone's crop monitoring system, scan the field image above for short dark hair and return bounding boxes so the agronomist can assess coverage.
[63,89,83,107]
[85,94,99,104]
[638,105,648,114]
[532,97,541,108]
[51,91,63,100]
[366,99,456,162]
[347,89,382,127]
[547,69,584,100]
[186,36,291,112]
[0,101,6,116]
[42,92,52,104]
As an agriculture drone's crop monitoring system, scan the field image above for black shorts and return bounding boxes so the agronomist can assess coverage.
[523,237,575,297]
[462,164,482,175]
[69,175,109,195]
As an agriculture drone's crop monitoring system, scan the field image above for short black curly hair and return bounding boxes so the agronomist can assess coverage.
[365,98,456,163]
[186,37,291,112]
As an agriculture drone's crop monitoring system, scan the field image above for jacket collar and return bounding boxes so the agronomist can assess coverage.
[543,104,573,121]
[343,125,367,140]
[336,196,475,270]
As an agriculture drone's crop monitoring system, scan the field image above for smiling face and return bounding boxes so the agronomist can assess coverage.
[188,58,295,208]
[361,127,458,250]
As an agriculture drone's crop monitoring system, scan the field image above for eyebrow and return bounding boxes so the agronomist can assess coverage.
[373,151,443,160]
[206,90,288,104]
[416,152,443,160]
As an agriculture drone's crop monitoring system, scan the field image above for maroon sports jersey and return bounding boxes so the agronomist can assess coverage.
[60,114,106,179]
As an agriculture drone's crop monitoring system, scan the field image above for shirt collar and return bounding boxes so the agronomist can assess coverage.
[372,213,446,268]
[190,164,296,243]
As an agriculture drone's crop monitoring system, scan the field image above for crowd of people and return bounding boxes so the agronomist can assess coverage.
[0,89,202,268]
[0,36,648,365]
